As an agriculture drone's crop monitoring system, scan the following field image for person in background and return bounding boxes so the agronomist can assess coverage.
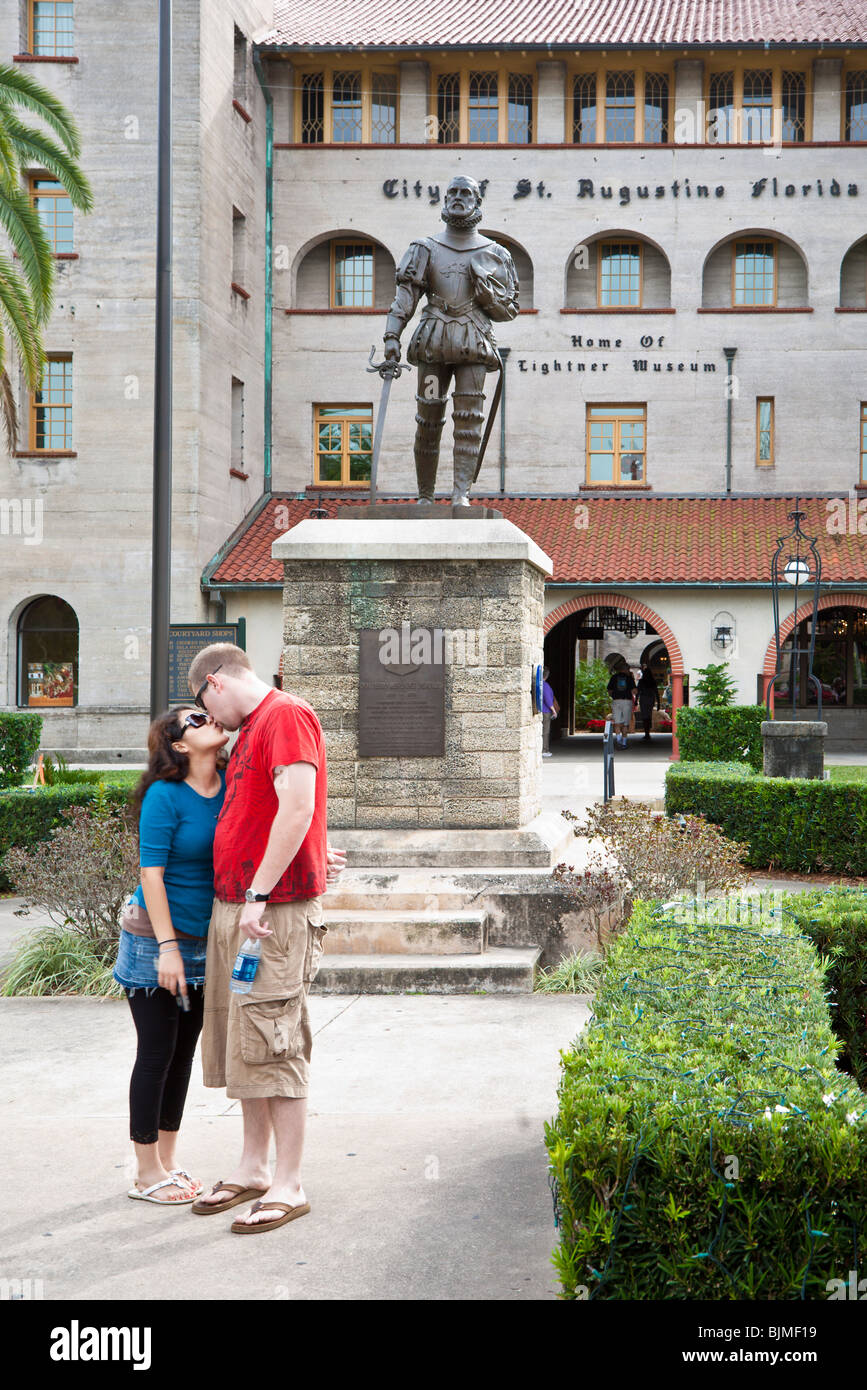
[541,667,560,758]
[636,663,661,741]
[607,662,636,750]
[113,708,229,1205]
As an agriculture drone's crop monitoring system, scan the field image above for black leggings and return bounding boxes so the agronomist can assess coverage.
[125,985,204,1144]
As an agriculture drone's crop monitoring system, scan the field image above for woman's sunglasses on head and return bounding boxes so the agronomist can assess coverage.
[194,663,223,711]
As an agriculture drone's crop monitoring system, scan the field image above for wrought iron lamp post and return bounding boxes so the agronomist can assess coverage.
[766,499,823,717]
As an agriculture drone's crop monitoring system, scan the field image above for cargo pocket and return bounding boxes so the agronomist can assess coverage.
[304,900,327,984]
[239,994,303,1065]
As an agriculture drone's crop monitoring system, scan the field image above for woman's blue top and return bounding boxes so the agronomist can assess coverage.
[130,774,225,937]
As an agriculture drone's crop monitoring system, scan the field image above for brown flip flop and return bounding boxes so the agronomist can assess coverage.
[191,1180,269,1215]
[231,1199,311,1234]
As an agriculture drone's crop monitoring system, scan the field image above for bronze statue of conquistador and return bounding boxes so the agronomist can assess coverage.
[383,175,519,506]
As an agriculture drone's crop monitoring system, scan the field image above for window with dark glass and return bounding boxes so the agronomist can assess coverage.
[301,72,324,143]
[31,354,72,449]
[18,596,78,707]
[314,405,373,485]
[756,398,774,465]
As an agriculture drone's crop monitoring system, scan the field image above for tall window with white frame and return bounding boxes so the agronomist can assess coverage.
[29,0,73,55]
[31,353,72,451]
[586,405,647,487]
[756,398,775,466]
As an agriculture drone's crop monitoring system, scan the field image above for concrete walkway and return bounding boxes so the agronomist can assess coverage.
[0,992,588,1301]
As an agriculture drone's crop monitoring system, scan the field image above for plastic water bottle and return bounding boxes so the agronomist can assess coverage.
[230,938,261,994]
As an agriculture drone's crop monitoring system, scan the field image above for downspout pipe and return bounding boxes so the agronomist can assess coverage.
[498,346,510,492]
[723,347,737,494]
[252,46,273,493]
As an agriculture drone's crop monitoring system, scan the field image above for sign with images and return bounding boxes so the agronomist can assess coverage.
[27,661,74,706]
[168,623,245,705]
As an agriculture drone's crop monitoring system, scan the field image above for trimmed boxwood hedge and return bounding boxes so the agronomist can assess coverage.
[545,898,867,1300]
[665,761,867,875]
[0,777,137,892]
[675,704,764,771]
[784,889,867,1092]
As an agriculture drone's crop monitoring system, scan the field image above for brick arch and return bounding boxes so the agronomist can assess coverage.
[762,591,867,676]
[544,591,684,675]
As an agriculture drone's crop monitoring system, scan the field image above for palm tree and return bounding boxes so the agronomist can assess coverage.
[0,61,93,452]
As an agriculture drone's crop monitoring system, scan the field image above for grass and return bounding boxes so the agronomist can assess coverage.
[0,925,123,997]
[827,765,867,783]
[534,951,605,994]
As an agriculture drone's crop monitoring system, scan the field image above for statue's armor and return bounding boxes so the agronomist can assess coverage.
[385,236,518,370]
[385,230,519,504]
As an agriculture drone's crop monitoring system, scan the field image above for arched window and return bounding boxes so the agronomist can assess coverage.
[294,235,396,310]
[17,596,78,707]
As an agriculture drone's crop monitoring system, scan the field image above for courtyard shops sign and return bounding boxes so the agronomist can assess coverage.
[382,176,859,204]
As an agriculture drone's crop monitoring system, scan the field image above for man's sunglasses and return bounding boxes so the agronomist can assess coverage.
[194,663,223,711]
[179,711,212,732]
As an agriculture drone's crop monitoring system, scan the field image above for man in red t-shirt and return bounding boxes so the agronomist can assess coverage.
[186,643,345,1234]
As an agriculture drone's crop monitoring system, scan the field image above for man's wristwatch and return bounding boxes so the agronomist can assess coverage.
[244,888,269,903]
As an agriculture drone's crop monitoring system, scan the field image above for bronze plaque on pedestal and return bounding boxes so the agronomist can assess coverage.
[358,627,445,757]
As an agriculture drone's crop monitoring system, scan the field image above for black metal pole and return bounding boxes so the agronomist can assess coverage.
[150,0,172,718]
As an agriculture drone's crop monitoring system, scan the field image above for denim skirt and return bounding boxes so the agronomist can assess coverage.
[112,927,209,993]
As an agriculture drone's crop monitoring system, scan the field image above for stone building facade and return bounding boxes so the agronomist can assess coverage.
[2,1,866,755]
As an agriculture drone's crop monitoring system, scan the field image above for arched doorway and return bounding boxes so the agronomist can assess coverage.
[543,592,685,754]
[17,596,78,707]
[761,595,867,747]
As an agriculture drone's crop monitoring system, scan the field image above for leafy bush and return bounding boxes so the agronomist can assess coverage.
[784,889,867,1090]
[4,785,138,949]
[545,897,867,1300]
[561,798,748,903]
[676,705,764,771]
[0,777,135,891]
[0,712,42,789]
[574,659,613,725]
[692,660,737,707]
[666,762,867,874]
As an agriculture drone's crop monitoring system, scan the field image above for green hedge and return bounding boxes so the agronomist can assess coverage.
[0,713,43,790]
[0,778,136,892]
[545,898,867,1300]
[665,761,867,874]
[676,704,764,771]
[784,889,867,1092]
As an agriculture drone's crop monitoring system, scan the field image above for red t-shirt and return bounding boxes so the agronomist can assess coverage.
[213,689,328,903]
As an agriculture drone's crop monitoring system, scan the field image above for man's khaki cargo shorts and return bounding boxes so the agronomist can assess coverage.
[202,897,326,1100]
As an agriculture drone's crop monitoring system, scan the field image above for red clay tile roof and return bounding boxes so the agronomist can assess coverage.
[207,493,867,586]
[260,0,867,49]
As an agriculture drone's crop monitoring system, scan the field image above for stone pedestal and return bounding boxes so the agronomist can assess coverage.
[761,720,827,779]
[272,517,553,834]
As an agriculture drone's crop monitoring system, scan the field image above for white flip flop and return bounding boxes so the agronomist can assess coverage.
[127,1176,196,1205]
[170,1167,203,1195]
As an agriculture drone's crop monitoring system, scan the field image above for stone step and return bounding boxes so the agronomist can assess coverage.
[310,945,541,995]
[322,908,487,955]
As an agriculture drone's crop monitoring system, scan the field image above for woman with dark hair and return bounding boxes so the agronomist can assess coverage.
[637,664,661,741]
[113,707,229,1205]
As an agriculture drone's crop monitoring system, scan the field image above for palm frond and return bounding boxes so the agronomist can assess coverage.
[0,61,86,158]
[1,112,93,212]
[0,184,55,322]
[0,251,45,387]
